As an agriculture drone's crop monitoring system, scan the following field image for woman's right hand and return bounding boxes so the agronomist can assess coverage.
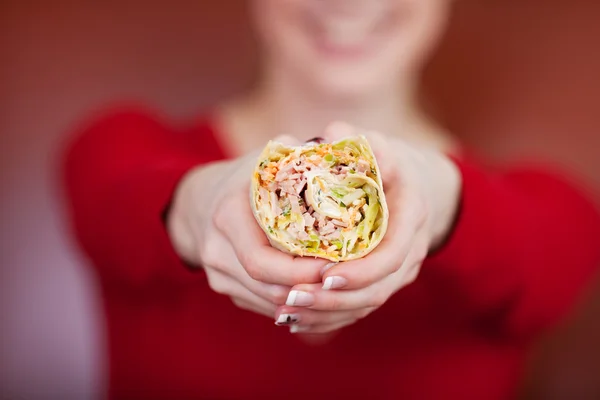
[166,139,328,319]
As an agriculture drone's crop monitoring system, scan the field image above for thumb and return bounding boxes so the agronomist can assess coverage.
[364,130,398,184]
[273,134,303,146]
[322,121,357,142]
[322,122,397,183]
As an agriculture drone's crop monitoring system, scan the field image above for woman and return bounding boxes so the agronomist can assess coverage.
[63,0,600,399]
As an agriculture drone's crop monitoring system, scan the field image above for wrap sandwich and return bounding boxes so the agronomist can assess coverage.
[250,135,389,261]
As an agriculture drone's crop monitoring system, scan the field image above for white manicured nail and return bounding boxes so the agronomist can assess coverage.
[322,276,348,290]
[285,290,314,306]
[289,324,309,334]
[275,313,300,326]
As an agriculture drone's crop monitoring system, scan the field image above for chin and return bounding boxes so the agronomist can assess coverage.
[310,70,394,102]
[319,82,382,102]
[295,45,406,101]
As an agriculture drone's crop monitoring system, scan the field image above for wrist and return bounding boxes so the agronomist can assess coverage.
[166,161,226,264]
[425,151,462,251]
[166,165,206,266]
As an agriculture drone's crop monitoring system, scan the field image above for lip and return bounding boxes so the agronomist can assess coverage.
[309,21,379,60]
[301,7,391,60]
[313,37,373,60]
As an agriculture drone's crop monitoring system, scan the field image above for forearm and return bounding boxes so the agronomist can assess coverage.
[63,108,217,287]
[166,159,235,266]
[420,148,462,252]
[422,157,600,340]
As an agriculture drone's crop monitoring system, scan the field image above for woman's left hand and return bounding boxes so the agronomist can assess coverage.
[274,122,462,334]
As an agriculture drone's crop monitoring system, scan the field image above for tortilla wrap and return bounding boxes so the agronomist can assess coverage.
[250,136,389,261]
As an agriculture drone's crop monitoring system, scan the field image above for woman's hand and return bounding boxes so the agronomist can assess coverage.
[274,122,462,333]
[167,137,328,319]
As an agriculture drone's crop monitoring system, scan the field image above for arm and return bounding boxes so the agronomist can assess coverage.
[63,110,324,320]
[277,124,600,338]
[423,156,600,340]
[61,107,218,288]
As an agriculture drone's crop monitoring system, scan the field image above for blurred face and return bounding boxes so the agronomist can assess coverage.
[251,0,451,99]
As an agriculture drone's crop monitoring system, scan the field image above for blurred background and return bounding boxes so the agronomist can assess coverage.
[1,0,599,399]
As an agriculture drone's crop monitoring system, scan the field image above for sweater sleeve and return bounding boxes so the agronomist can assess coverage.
[423,156,600,341]
[61,107,221,289]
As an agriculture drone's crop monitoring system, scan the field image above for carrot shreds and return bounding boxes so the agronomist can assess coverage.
[315,176,326,191]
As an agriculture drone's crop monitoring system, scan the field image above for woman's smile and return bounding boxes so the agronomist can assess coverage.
[301,1,403,61]
[303,3,389,59]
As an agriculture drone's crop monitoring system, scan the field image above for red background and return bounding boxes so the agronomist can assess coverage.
[1,1,599,398]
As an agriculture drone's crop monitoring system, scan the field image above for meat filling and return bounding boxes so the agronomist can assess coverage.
[257,143,382,258]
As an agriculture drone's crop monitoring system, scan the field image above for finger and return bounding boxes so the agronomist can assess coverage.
[301,242,426,312]
[321,184,425,290]
[235,268,291,306]
[322,121,358,142]
[215,187,328,286]
[290,319,356,335]
[274,305,375,327]
[210,233,291,305]
[294,331,339,345]
[386,240,426,293]
[273,134,302,146]
[206,268,278,317]
[319,124,417,290]
[290,237,424,311]
[322,123,397,182]
[362,130,398,184]
[283,281,386,311]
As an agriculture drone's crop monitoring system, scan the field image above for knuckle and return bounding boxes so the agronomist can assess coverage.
[211,201,227,231]
[206,274,228,295]
[415,242,429,262]
[356,308,372,319]
[241,254,263,281]
[389,260,403,274]
[325,294,343,311]
[405,266,420,285]
[199,234,220,267]
[415,202,429,227]
[231,297,242,307]
[231,297,248,310]
[212,196,237,232]
[393,244,415,271]
[385,164,400,181]
[368,291,388,308]
[267,287,288,305]
[210,261,229,276]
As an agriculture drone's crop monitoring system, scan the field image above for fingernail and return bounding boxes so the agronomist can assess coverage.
[275,313,301,326]
[306,137,325,144]
[320,262,338,277]
[322,276,348,290]
[286,290,314,306]
[290,324,309,334]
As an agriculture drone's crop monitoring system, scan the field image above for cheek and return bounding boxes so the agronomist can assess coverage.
[251,0,449,96]
[401,0,451,69]
[346,0,449,86]
[296,13,442,95]
[299,33,412,96]
[252,1,317,64]
[252,0,304,45]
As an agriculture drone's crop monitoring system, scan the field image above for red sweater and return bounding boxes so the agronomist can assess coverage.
[62,106,600,400]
